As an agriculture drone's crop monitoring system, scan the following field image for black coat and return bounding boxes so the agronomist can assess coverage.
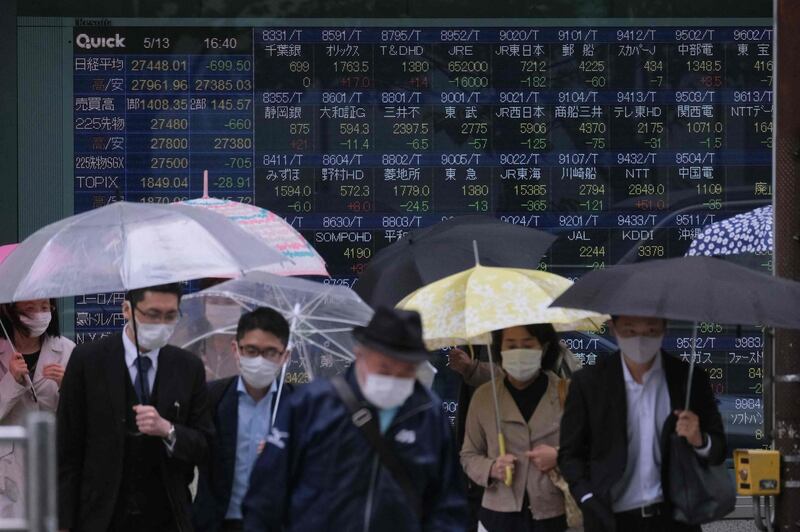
[242,367,469,532]
[557,351,726,532]
[192,376,294,532]
[57,333,214,532]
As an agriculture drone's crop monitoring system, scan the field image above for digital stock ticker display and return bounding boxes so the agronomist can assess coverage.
[71,22,772,449]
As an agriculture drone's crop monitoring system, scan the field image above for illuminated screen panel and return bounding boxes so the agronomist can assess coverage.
[71,22,772,450]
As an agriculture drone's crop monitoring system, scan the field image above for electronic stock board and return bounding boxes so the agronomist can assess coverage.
[71,21,772,449]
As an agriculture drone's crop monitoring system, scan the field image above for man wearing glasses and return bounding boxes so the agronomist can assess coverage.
[58,283,214,532]
[193,307,293,532]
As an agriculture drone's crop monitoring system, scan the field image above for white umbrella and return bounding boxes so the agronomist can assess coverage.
[0,201,288,403]
[171,271,373,382]
[0,201,287,303]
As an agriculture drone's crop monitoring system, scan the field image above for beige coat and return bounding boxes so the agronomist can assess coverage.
[461,370,565,520]
[0,335,74,517]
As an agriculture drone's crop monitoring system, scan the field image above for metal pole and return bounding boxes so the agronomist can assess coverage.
[773,0,800,528]
[26,412,56,532]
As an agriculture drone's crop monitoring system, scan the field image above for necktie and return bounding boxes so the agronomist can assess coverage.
[133,356,152,403]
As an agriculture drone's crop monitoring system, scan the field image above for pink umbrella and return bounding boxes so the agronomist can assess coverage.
[179,171,328,277]
[0,244,17,265]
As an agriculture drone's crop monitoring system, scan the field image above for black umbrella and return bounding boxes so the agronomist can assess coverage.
[550,255,800,330]
[355,216,556,307]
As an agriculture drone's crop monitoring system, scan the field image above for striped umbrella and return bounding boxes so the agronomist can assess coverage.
[179,171,328,277]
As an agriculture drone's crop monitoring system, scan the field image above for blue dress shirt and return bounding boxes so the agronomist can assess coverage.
[225,377,276,519]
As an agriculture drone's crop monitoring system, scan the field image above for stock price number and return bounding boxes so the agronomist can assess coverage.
[139,176,189,190]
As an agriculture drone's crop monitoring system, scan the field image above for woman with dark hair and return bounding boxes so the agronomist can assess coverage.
[0,298,74,518]
[460,324,571,532]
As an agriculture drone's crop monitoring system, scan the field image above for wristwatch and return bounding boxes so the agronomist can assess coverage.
[165,424,176,445]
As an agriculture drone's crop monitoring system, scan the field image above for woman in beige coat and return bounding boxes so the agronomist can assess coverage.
[0,299,74,518]
[461,323,568,532]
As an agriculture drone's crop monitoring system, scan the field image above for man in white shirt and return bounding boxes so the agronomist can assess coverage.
[558,315,726,532]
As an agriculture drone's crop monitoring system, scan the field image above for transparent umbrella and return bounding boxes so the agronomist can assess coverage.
[171,271,373,382]
[0,201,287,303]
[0,201,287,403]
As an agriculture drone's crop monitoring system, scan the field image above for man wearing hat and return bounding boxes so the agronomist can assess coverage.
[242,307,468,532]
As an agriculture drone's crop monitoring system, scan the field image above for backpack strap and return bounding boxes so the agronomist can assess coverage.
[330,376,423,520]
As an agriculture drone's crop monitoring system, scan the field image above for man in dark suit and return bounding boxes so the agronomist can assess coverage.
[58,283,214,532]
[193,307,293,532]
[558,315,726,532]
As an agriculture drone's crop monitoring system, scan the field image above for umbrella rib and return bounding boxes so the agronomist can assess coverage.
[300,335,356,362]
[289,312,356,361]
[294,342,314,380]
[297,288,331,319]
[294,316,370,327]
[179,325,237,349]
[293,327,355,334]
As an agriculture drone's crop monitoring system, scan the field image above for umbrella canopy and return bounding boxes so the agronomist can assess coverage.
[0,201,286,303]
[170,271,373,380]
[550,255,800,329]
[397,264,607,350]
[0,244,16,265]
[179,173,327,277]
[356,216,556,307]
[687,205,773,256]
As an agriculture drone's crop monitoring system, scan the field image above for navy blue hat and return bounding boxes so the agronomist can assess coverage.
[352,307,430,362]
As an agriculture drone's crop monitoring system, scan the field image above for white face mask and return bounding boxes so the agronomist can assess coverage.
[617,335,664,365]
[416,361,438,389]
[361,373,415,410]
[501,348,543,382]
[20,311,51,337]
[239,352,281,389]
[133,321,176,352]
[205,303,241,329]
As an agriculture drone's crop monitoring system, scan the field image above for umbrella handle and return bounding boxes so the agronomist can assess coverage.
[498,432,513,487]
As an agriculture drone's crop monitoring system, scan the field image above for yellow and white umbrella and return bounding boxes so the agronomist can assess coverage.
[397,263,607,350]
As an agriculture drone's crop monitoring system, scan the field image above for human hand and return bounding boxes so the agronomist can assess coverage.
[526,444,558,472]
[490,454,516,481]
[447,348,473,375]
[42,364,65,387]
[133,405,171,438]
[9,352,28,384]
[674,409,703,447]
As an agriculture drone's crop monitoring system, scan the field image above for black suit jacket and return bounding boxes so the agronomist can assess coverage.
[558,351,726,532]
[57,333,214,532]
[192,376,294,531]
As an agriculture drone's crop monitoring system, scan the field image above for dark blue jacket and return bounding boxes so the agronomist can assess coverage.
[242,367,469,532]
[192,376,294,532]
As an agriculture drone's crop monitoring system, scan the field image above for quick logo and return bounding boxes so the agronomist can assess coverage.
[75,33,126,50]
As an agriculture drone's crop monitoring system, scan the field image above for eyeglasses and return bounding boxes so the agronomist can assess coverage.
[237,344,285,360]
[134,306,181,324]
